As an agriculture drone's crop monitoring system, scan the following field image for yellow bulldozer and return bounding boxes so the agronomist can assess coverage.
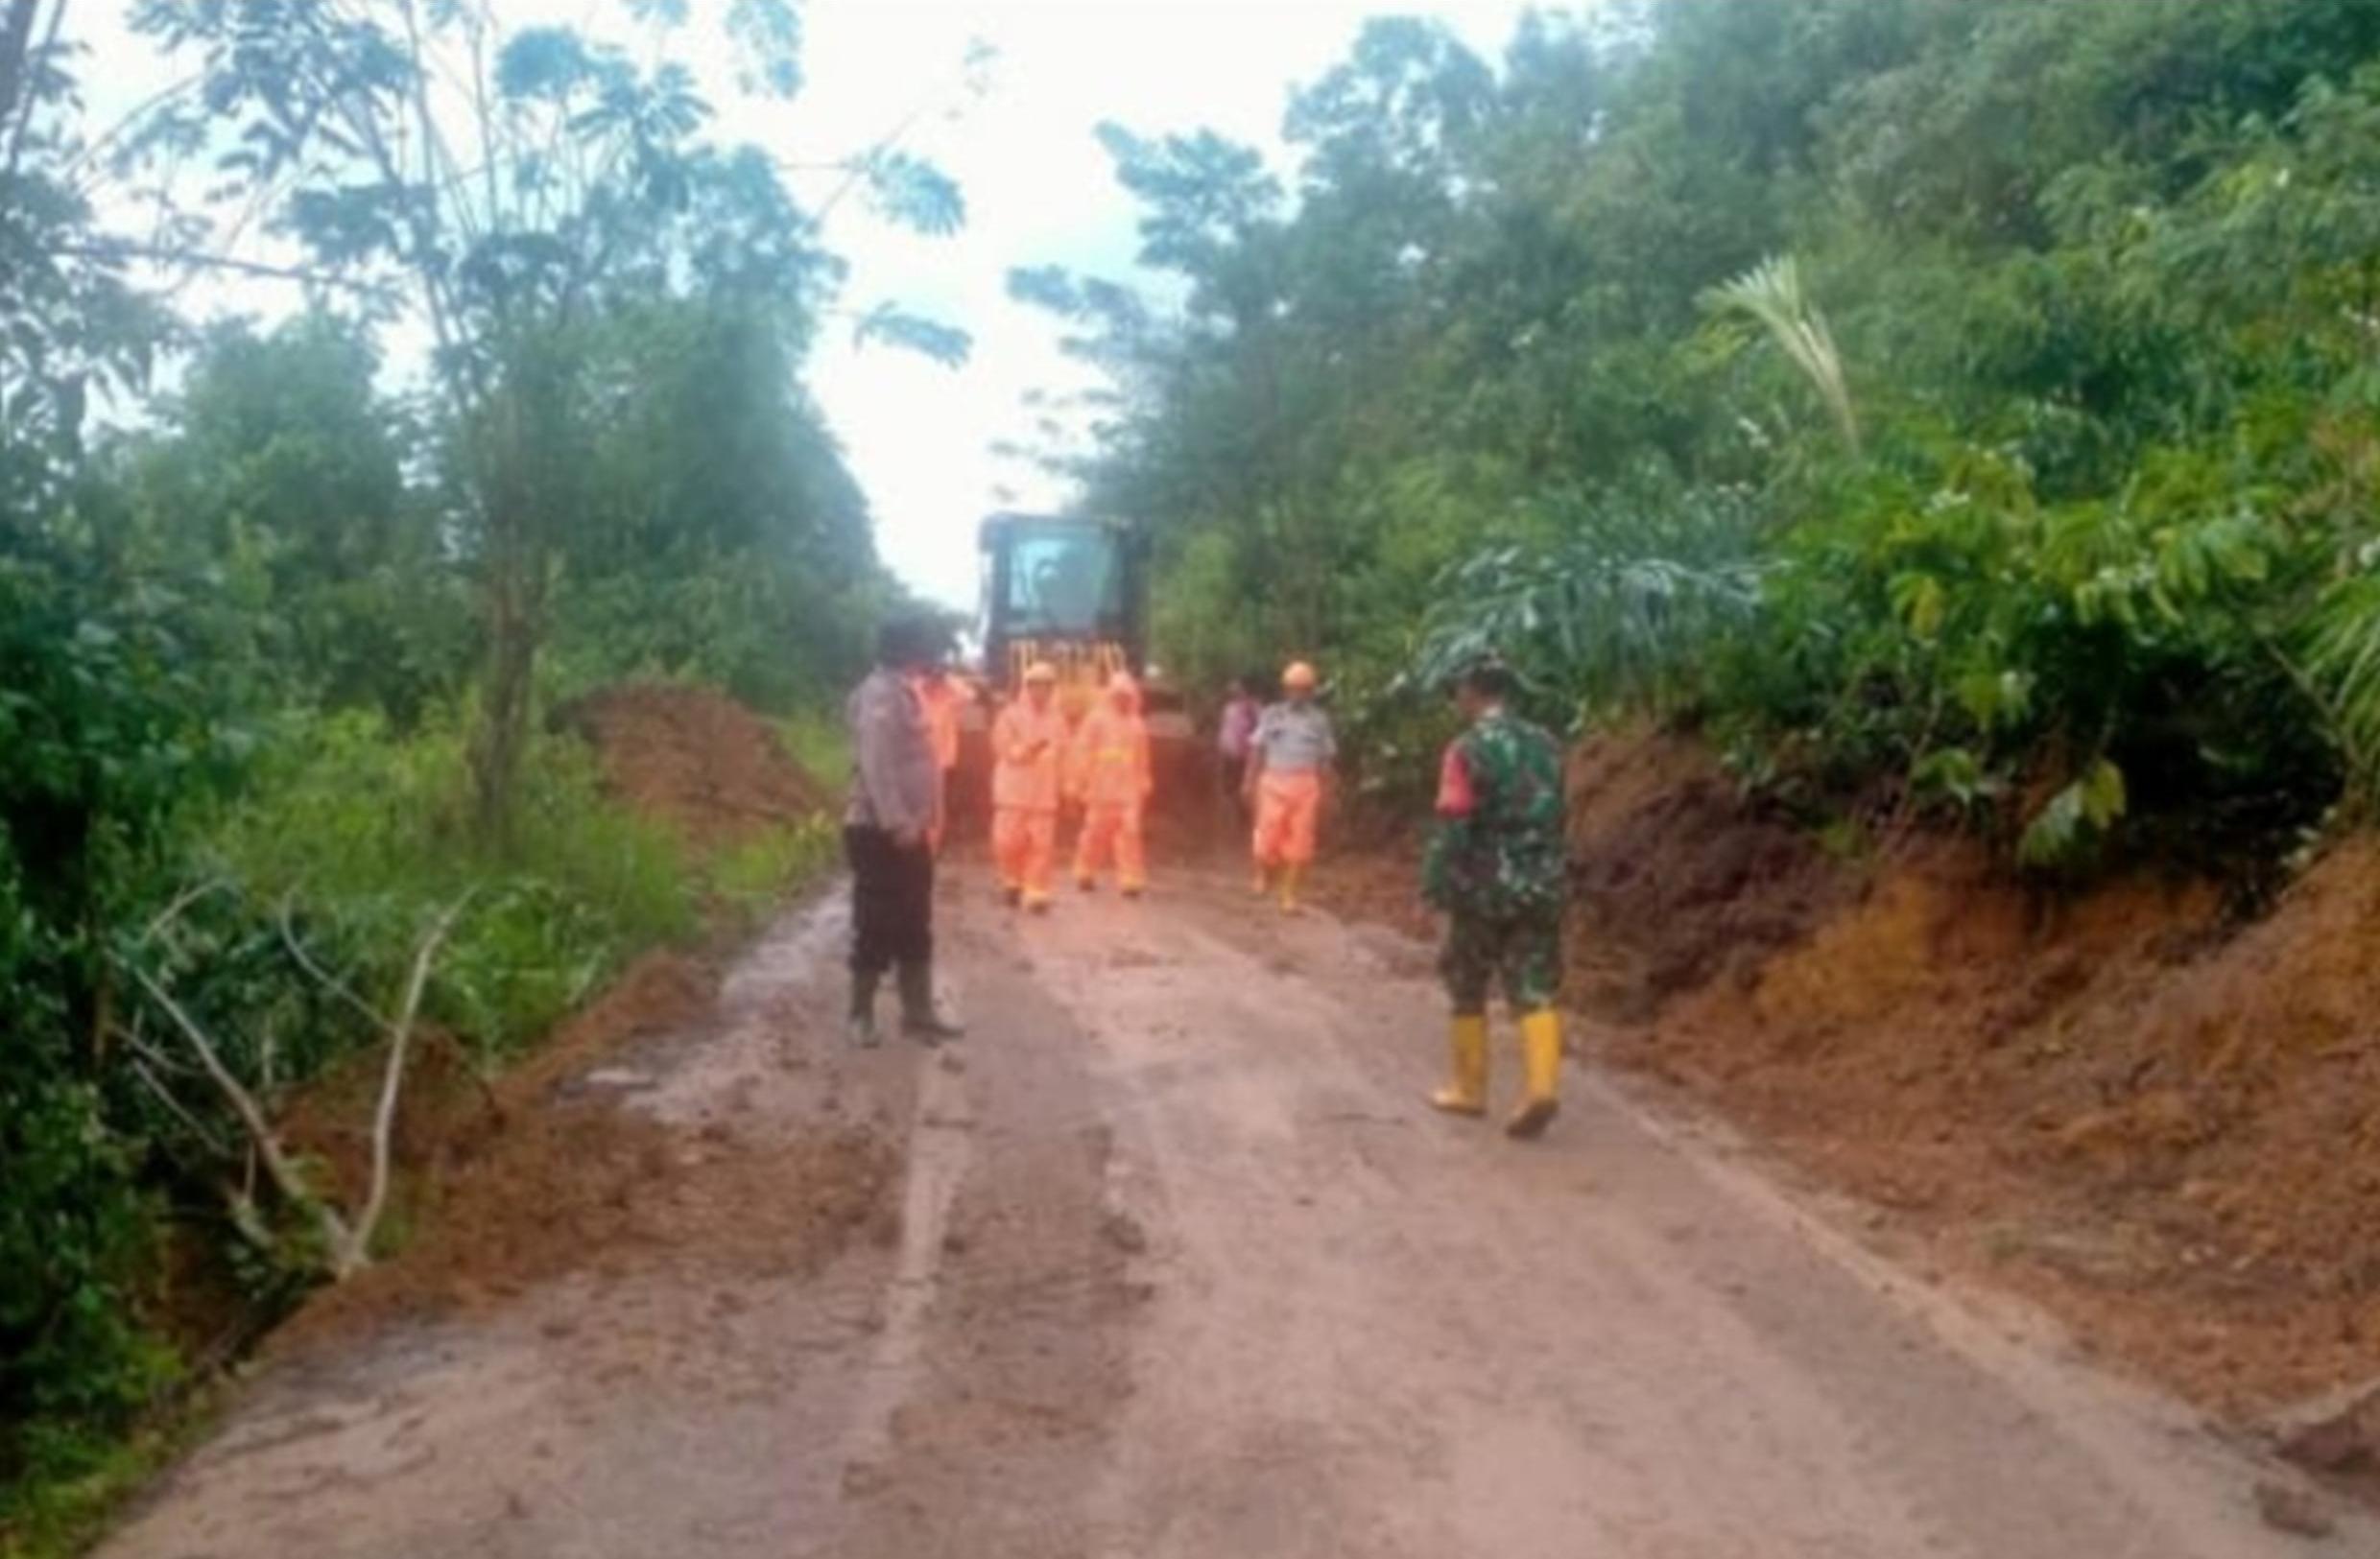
[948,513,1202,841]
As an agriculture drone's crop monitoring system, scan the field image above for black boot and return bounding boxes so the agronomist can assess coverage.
[847,969,882,1049]
[897,960,964,1044]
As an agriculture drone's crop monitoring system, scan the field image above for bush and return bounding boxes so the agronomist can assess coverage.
[204,707,696,1056]
[0,543,241,1518]
[7,694,840,1545]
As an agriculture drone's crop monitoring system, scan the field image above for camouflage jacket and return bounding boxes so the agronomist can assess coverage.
[1422,709,1567,919]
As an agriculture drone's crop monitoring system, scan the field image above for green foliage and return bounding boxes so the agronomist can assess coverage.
[0,1401,193,1559]
[208,711,695,1056]
[129,0,965,834]
[7,1,899,1522]
[2019,759,2130,871]
[0,536,243,1503]
[1409,481,1767,724]
[1026,0,2380,871]
[774,710,853,792]
[120,317,473,727]
[543,297,888,710]
[700,818,841,933]
[1702,257,1861,458]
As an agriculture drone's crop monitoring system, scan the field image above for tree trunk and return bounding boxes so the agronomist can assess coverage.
[464,360,558,848]
[469,579,536,846]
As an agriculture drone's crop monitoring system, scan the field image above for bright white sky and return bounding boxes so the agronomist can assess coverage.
[79,0,1540,607]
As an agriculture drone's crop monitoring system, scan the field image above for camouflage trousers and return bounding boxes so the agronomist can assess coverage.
[1440,908,1563,1016]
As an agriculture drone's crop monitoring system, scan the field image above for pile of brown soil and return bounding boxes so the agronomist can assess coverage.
[281,952,893,1343]
[1583,723,2380,1416]
[561,683,829,845]
[1567,727,1846,1022]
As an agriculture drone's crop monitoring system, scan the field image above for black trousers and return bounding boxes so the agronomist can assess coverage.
[845,825,934,978]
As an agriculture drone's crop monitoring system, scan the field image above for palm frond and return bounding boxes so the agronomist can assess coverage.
[1702,255,1863,459]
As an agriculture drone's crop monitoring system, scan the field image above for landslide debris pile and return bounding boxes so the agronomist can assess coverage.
[290,951,894,1343]
[562,683,828,844]
[1574,727,2380,1418]
[1565,728,1846,1025]
[281,687,872,1344]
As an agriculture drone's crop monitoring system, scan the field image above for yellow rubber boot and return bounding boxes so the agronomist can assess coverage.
[1430,1016,1489,1117]
[1507,1009,1563,1140]
[1279,863,1306,916]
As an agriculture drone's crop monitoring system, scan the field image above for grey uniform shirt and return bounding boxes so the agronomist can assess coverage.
[845,667,939,839]
[1251,702,1337,774]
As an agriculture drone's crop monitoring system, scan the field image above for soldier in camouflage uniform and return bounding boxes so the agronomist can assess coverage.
[1422,659,1568,1139]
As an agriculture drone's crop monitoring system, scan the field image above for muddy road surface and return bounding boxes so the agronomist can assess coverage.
[101,869,2368,1557]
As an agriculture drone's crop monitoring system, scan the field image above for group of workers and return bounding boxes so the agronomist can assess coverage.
[986,660,1154,910]
[949,653,1340,916]
[844,617,1567,1139]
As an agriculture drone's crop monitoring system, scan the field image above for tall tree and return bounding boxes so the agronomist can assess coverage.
[130,0,967,836]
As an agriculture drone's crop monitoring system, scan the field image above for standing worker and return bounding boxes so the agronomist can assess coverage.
[1216,675,1261,825]
[1244,661,1335,915]
[992,662,1067,912]
[844,618,966,1048]
[1424,659,1567,1139]
[916,664,964,855]
[1073,671,1154,897]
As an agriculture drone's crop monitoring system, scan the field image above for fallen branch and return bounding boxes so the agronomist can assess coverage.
[127,1053,233,1158]
[349,892,473,1276]
[127,960,357,1267]
[123,889,476,1280]
[275,895,384,1034]
[140,877,232,948]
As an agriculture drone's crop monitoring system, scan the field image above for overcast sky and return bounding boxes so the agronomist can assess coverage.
[79,0,1539,607]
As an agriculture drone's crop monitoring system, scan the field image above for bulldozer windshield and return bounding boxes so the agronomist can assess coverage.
[996,523,1127,640]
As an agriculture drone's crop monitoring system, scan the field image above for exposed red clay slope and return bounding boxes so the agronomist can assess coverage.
[1574,728,2380,1422]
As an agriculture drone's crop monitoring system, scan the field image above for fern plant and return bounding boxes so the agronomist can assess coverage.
[1406,482,1768,723]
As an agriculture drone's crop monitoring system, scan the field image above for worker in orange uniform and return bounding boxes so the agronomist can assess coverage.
[991,662,1067,912]
[916,665,964,855]
[1072,671,1153,897]
[1244,661,1336,914]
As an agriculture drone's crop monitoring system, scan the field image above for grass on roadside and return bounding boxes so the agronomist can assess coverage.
[1,1386,224,1559]
[774,708,849,801]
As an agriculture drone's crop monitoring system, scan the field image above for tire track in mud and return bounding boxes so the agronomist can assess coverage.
[1021,874,2373,1557]
[834,1045,973,1473]
[815,900,1142,1559]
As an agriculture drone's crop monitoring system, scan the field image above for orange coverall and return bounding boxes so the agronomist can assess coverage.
[916,674,964,852]
[1250,700,1334,869]
[1071,685,1152,894]
[991,697,1067,908]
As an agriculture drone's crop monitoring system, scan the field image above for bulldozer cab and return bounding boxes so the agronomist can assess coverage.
[978,514,1147,713]
[947,512,1202,848]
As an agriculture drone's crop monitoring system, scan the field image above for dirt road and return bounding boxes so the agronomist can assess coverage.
[99,870,2368,1557]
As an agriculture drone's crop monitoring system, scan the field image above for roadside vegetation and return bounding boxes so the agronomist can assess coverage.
[1,2,956,1547]
[1025,0,2380,885]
